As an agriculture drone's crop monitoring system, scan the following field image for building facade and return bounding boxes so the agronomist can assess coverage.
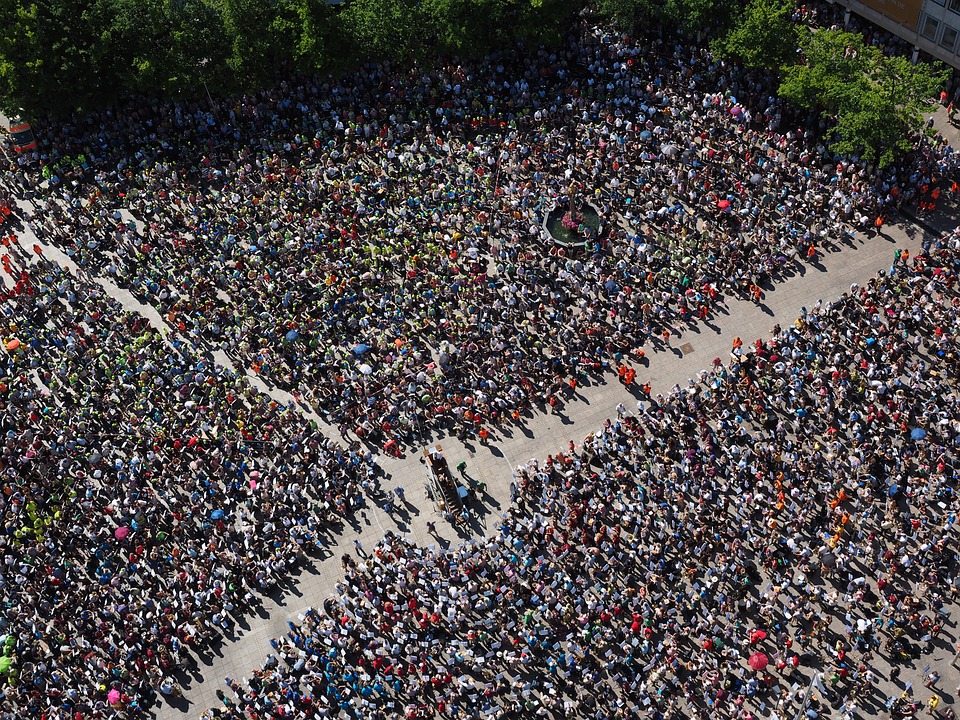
[833,0,960,68]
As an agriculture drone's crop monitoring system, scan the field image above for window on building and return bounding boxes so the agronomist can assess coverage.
[949,0,960,14]
[942,24,959,49]
[922,15,941,40]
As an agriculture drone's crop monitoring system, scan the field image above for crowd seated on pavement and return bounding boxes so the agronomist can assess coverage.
[0,5,957,720]
[0,246,376,720]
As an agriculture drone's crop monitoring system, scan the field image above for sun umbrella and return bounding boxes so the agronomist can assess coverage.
[750,174,762,184]
[639,130,652,140]
[717,199,731,209]
[910,428,926,440]
[748,652,768,671]
[107,688,121,704]
[114,526,129,540]
[358,363,373,375]
[285,329,299,342]
[352,343,370,355]
[730,105,743,116]
[211,509,225,520]
[5,339,20,351]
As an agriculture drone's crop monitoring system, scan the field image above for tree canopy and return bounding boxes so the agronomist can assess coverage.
[0,0,583,116]
[779,29,947,168]
[711,0,799,73]
[0,0,949,172]
[593,0,732,36]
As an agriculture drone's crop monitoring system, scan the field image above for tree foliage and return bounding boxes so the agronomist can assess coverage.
[338,0,429,61]
[0,0,947,152]
[594,0,732,36]
[712,0,799,72]
[0,0,584,116]
[780,30,947,167]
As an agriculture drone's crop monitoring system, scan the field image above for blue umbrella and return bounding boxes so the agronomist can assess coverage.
[352,343,370,355]
[210,509,225,520]
[887,484,899,498]
[639,130,652,140]
[285,329,299,342]
[910,428,926,440]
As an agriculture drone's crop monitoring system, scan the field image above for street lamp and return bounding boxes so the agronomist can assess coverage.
[198,57,218,122]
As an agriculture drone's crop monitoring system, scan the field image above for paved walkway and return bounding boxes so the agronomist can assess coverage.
[7,113,959,719]
[135,218,942,718]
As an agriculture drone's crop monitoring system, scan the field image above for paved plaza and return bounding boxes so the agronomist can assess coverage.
[93,200,951,716]
[4,102,960,720]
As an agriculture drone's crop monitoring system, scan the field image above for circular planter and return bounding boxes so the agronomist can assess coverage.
[543,200,603,250]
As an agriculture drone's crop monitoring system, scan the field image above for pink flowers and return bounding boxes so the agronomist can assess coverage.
[561,212,583,231]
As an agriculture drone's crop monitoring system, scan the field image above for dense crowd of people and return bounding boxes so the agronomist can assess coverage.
[0,3,957,720]
[3,17,958,457]
[203,233,960,720]
[0,244,377,719]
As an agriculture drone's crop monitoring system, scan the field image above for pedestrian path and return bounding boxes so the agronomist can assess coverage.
[7,112,956,720]
[147,211,937,718]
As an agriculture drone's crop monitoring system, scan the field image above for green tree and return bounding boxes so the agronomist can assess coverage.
[593,0,660,35]
[275,0,334,71]
[92,0,228,97]
[220,0,286,83]
[0,0,236,115]
[0,0,45,115]
[595,0,731,36]
[337,0,429,61]
[780,29,947,167]
[505,0,580,46]
[713,0,799,72]
[421,0,502,52]
[0,0,122,115]
[666,0,733,33]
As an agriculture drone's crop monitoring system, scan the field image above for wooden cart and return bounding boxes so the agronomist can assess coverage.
[423,444,467,523]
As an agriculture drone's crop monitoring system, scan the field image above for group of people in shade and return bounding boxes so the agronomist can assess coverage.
[0,2,956,720]
[202,234,960,720]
